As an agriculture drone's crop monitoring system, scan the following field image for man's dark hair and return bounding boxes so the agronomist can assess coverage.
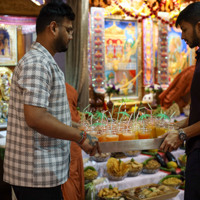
[176,2,200,27]
[36,2,75,34]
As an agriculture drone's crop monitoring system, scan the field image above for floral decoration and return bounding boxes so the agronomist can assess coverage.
[105,84,120,99]
[145,84,163,93]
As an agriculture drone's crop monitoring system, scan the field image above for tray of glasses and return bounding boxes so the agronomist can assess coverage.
[99,138,164,153]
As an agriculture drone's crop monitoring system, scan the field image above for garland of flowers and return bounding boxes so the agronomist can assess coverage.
[112,0,180,27]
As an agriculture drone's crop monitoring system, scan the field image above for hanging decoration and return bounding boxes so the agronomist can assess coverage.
[110,0,180,27]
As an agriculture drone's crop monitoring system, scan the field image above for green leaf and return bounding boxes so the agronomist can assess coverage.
[117,111,130,117]
[131,158,135,162]
[94,111,107,120]
[156,113,170,119]
[143,157,155,165]
[84,166,96,172]
[109,184,113,190]
[141,151,156,156]
[138,114,151,120]
[85,111,93,117]
[160,166,175,172]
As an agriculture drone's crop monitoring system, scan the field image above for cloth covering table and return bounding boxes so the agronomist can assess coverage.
[83,149,185,200]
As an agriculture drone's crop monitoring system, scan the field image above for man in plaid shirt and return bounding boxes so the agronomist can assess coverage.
[3,2,100,200]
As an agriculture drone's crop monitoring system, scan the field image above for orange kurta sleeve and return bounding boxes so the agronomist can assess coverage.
[159,66,195,109]
[61,83,85,200]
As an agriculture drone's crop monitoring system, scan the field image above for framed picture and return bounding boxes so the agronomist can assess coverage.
[104,17,142,100]
[0,25,17,66]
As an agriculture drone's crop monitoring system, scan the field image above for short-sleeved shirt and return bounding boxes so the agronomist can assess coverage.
[3,42,71,188]
[187,48,200,155]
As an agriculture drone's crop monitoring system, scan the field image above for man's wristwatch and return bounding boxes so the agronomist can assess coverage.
[178,129,187,141]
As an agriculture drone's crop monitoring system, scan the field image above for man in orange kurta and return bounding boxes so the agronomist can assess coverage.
[159,66,195,109]
[61,83,85,200]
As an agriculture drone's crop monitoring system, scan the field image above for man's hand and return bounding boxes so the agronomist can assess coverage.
[80,134,101,156]
[159,130,183,152]
[174,117,189,129]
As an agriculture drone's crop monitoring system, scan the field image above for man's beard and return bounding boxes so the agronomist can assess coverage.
[55,34,68,53]
[189,28,199,48]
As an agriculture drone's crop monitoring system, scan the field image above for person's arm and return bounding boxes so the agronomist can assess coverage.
[72,121,80,129]
[160,120,200,152]
[24,104,100,155]
[182,121,200,139]
[175,117,189,129]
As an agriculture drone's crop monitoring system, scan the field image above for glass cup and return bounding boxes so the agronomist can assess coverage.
[97,127,108,142]
[105,134,119,142]
[156,123,168,137]
[138,127,151,139]
[120,129,135,141]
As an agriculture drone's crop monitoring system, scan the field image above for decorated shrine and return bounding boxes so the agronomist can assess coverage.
[88,0,196,114]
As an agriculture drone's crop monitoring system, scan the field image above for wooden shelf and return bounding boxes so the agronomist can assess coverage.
[113,101,151,106]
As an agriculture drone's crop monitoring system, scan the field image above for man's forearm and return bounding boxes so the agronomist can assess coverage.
[72,121,80,128]
[176,117,189,129]
[183,121,200,139]
[24,104,82,142]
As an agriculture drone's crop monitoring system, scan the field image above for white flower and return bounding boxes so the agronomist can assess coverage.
[115,85,120,90]
[109,84,113,88]
[154,84,160,90]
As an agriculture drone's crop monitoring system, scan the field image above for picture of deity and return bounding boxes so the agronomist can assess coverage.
[104,19,140,97]
[0,25,17,66]
[115,39,123,60]
[106,39,115,60]
[0,28,10,56]
[168,27,188,82]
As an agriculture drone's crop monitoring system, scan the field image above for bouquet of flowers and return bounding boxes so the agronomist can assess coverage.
[145,84,163,94]
[105,84,120,100]
[144,84,163,106]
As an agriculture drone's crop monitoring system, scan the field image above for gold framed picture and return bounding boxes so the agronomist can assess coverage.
[0,25,17,66]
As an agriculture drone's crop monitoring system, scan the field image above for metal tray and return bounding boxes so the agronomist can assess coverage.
[99,138,164,153]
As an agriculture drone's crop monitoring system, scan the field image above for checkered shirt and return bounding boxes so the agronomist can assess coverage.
[3,42,71,187]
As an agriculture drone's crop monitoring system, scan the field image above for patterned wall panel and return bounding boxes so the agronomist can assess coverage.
[90,7,105,93]
[143,18,154,86]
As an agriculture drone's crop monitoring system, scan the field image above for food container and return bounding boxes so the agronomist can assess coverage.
[124,150,141,157]
[97,195,125,200]
[107,172,128,181]
[90,153,111,162]
[159,175,183,189]
[122,183,180,200]
[84,166,98,184]
[126,159,143,177]
[142,168,160,174]
[128,169,142,177]
[178,154,187,167]
[142,158,161,174]
[97,186,125,200]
